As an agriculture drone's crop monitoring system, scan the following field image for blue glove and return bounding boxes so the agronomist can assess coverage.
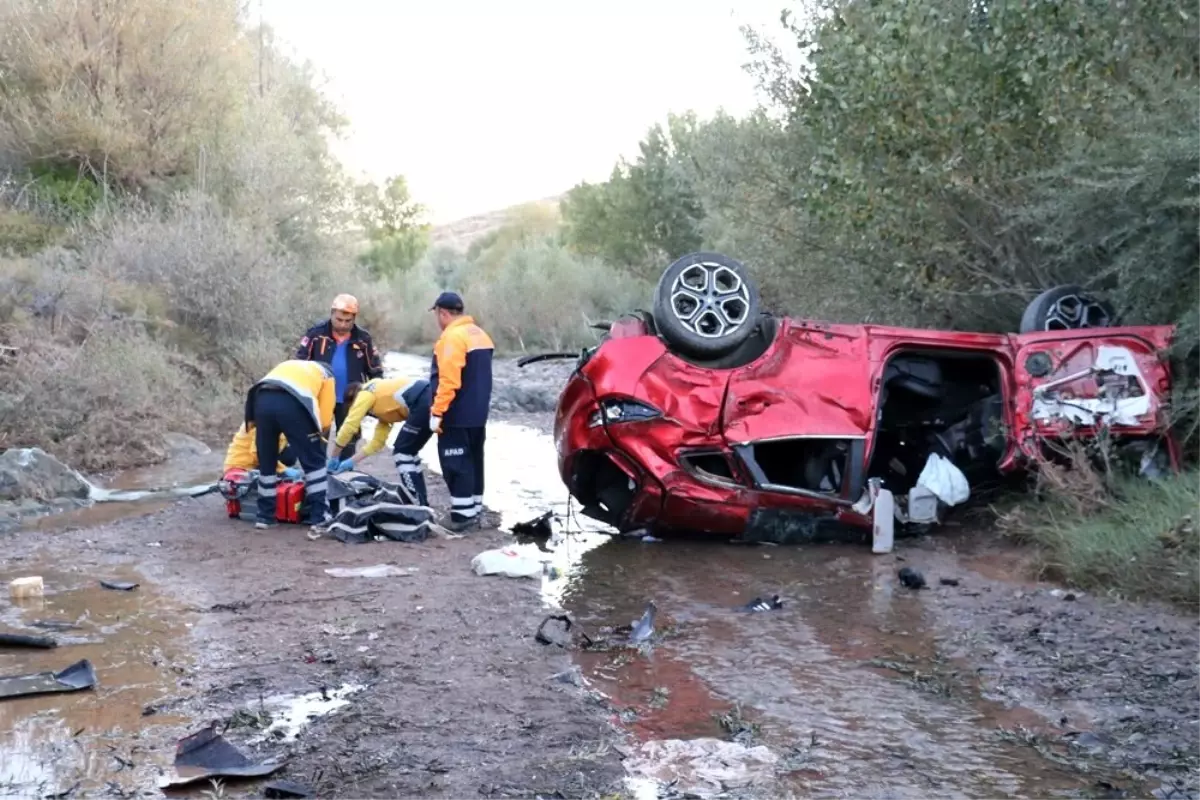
[332,459,353,474]
[282,466,302,480]
[326,457,340,472]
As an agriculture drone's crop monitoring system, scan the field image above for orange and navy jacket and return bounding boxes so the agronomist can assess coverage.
[335,377,431,457]
[295,320,383,386]
[244,360,337,434]
[431,315,494,427]
[223,423,295,473]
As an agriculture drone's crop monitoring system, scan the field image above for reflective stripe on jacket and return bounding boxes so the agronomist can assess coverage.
[244,360,337,433]
[430,316,494,427]
[294,320,384,385]
[223,423,291,473]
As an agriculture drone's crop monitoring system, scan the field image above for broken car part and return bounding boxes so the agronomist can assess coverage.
[100,580,139,591]
[0,632,57,648]
[0,658,96,700]
[159,724,284,790]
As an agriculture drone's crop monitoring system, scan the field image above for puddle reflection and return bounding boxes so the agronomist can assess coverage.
[0,565,193,798]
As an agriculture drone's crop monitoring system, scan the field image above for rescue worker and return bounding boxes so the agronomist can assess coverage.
[294,294,384,460]
[428,292,494,531]
[244,359,337,530]
[326,376,435,506]
[222,422,298,477]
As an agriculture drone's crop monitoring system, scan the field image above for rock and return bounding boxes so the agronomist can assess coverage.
[162,432,211,458]
[0,448,91,503]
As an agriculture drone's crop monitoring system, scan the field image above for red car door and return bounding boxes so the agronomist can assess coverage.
[1010,325,1177,458]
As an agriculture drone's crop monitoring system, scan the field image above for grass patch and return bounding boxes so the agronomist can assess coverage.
[998,460,1199,607]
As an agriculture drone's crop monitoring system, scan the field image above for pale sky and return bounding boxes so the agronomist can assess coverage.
[259,1,786,223]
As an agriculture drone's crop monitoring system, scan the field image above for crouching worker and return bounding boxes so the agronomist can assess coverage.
[219,424,299,519]
[223,423,298,476]
[244,359,337,530]
[326,376,434,506]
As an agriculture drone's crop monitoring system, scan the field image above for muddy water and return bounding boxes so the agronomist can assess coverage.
[428,419,1099,798]
[385,350,1097,797]
[0,562,193,798]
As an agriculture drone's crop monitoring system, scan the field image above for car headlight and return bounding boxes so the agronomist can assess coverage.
[587,398,662,428]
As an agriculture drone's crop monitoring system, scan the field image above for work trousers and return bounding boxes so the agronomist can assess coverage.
[334,401,359,460]
[252,390,328,525]
[438,426,486,524]
[390,383,434,506]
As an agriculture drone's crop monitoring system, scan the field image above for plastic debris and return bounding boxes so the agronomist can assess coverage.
[470,544,549,579]
[9,576,43,599]
[323,565,418,578]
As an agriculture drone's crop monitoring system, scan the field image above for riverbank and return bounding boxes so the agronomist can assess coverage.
[1,361,1197,799]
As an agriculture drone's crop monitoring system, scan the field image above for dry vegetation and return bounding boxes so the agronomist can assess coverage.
[0,0,414,470]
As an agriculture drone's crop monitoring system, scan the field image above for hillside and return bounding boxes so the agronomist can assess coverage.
[429,193,565,252]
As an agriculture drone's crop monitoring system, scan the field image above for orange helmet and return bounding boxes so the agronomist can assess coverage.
[331,293,359,315]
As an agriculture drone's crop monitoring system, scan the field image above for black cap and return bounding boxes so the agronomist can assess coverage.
[430,291,464,312]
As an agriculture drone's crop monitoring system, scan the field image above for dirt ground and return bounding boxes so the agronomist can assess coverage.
[1,453,626,799]
[1,406,1198,800]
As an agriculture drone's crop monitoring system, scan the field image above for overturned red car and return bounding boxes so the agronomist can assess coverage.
[531,252,1178,545]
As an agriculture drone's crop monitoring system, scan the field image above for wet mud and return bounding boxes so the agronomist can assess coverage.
[0,354,1196,799]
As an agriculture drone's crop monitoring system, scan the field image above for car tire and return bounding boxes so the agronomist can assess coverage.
[652,252,761,359]
[1018,284,1117,334]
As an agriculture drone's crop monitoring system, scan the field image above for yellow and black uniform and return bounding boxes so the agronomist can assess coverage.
[430,314,494,525]
[334,376,434,505]
[222,423,295,474]
[244,360,337,527]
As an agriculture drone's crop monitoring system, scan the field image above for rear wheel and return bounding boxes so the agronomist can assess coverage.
[652,252,761,359]
[1019,285,1116,334]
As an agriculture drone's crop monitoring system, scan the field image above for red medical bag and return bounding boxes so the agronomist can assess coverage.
[275,480,306,524]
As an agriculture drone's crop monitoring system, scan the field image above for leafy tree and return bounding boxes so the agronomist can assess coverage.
[560,114,705,274]
[354,175,428,241]
[352,174,430,278]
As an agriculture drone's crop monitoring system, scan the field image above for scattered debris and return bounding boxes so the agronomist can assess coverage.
[0,658,96,700]
[898,567,927,590]
[629,602,657,644]
[323,565,418,578]
[264,781,313,799]
[623,737,779,797]
[0,632,57,649]
[9,575,44,599]
[939,577,960,587]
[471,544,549,579]
[29,620,81,631]
[535,614,581,648]
[510,511,553,539]
[714,702,761,745]
[550,666,584,687]
[738,595,783,612]
[159,724,284,790]
[100,580,139,591]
